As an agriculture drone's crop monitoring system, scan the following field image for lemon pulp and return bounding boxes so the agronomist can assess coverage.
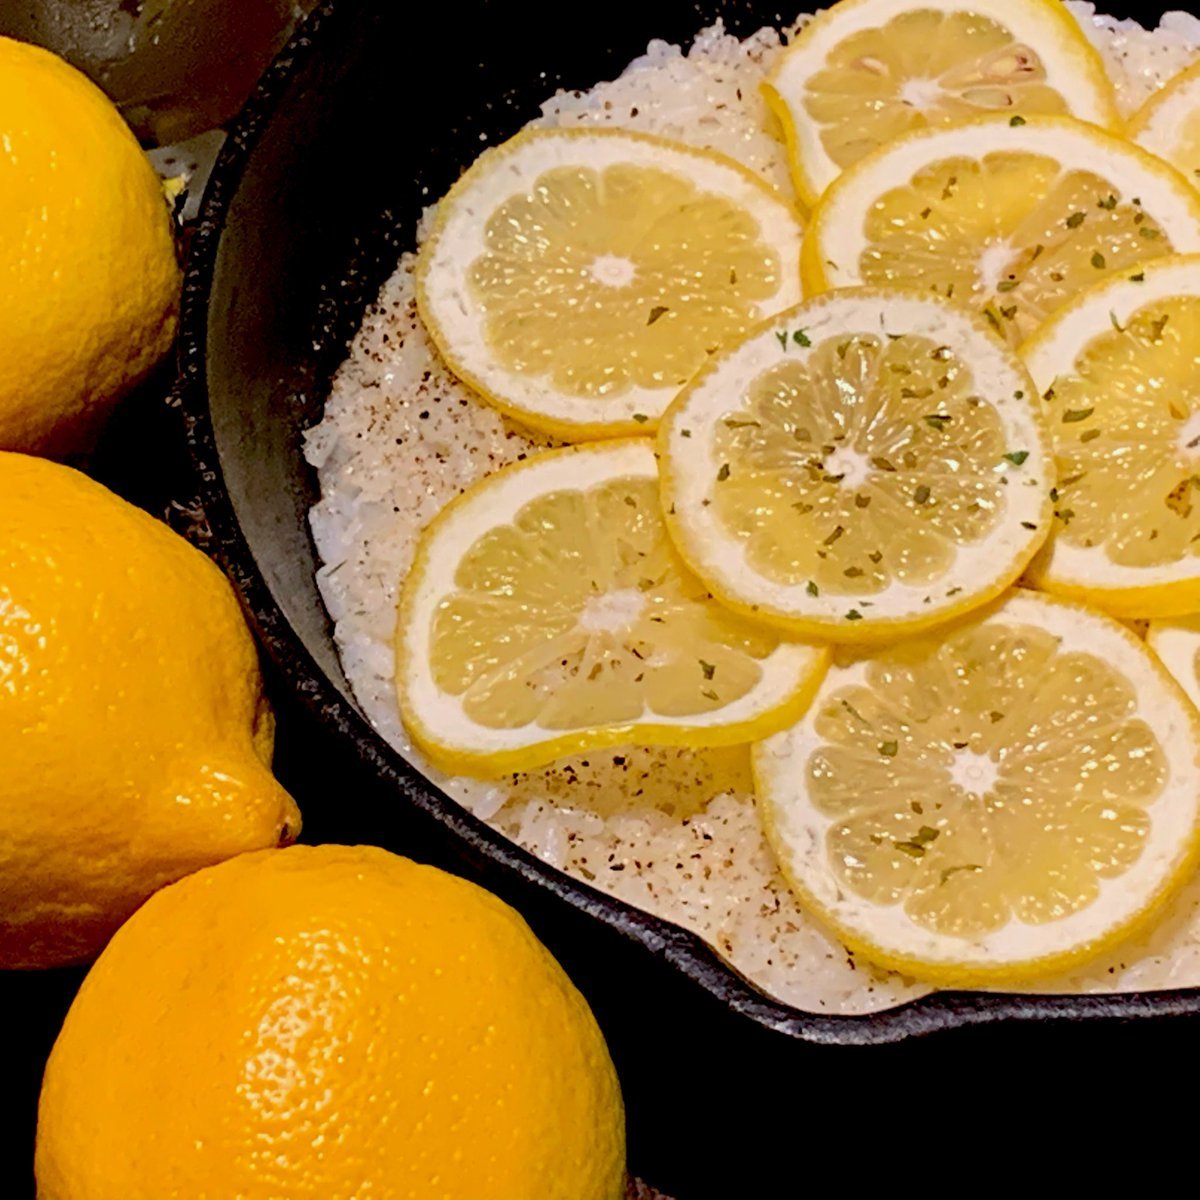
[1131,61,1200,191]
[803,11,1069,172]
[430,476,782,729]
[806,618,1164,936]
[710,330,1010,597]
[1147,617,1200,712]
[466,163,785,399]
[862,155,1171,344]
[1045,295,1200,569]
[1152,103,1200,183]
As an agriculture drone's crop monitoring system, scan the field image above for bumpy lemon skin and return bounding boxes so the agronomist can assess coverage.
[0,36,180,456]
[0,453,299,969]
[35,845,627,1200]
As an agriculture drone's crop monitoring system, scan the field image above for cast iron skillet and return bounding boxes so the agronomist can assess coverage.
[178,1,1200,1189]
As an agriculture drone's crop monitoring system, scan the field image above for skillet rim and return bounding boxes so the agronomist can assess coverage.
[175,0,1200,1043]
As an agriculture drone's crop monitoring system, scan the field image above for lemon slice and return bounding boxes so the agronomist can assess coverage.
[755,589,1200,986]
[1021,255,1200,618]
[1147,617,1200,712]
[1130,60,1200,192]
[396,439,829,778]
[765,0,1120,207]
[416,128,804,440]
[658,289,1052,642]
[802,116,1200,346]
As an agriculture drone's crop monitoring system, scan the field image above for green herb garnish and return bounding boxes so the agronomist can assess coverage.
[895,826,940,858]
[940,863,983,884]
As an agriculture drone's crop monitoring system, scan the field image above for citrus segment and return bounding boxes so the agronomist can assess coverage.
[659,290,1052,642]
[766,0,1119,205]
[1022,255,1200,617]
[397,440,828,777]
[802,116,1200,345]
[1147,617,1200,713]
[417,128,804,438]
[755,589,1200,985]
[1130,59,1200,193]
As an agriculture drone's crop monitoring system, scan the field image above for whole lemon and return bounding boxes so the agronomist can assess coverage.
[0,452,299,968]
[0,36,180,455]
[36,844,627,1200]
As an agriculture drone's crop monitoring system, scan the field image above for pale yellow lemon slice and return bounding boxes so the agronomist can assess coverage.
[802,116,1200,346]
[755,589,1200,986]
[1130,60,1200,192]
[396,439,829,778]
[1022,255,1200,618]
[766,0,1119,207]
[1147,617,1200,713]
[658,289,1052,643]
[416,129,804,439]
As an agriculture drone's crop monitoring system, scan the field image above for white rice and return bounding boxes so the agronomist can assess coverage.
[1069,2,1200,112]
[305,5,1200,1015]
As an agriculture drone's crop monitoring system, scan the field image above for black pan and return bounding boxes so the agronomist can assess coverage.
[178,1,1200,1190]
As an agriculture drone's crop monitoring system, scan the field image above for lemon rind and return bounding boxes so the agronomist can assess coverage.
[753,588,1200,987]
[1129,56,1200,184]
[1147,616,1200,714]
[396,439,831,779]
[658,288,1054,644]
[1020,254,1200,617]
[801,114,1200,299]
[416,127,805,440]
[766,0,1122,209]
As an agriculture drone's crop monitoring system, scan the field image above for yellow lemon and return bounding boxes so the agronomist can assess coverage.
[658,289,1053,643]
[1147,616,1200,712]
[755,589,1200,986]
[417,128,804,439]
[765,0,1119,207]
[0,453,299,968]
[801,115,1200,346]
[0,36,180,455]
[35,844,627,1200]
[1020,255,1200,617]
[396,439,829,777]
[1129,59,1200,192]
